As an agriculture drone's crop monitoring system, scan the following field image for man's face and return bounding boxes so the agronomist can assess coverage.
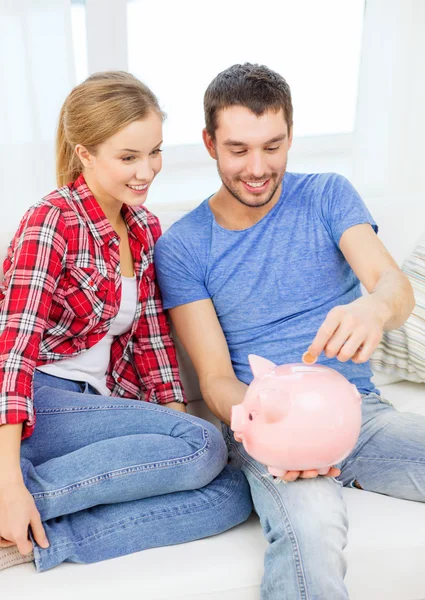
[204,106,292,208]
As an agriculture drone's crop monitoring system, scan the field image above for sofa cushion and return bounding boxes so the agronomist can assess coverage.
[379,379,425,415]
[371,231,425,383]
[3,394,425,600]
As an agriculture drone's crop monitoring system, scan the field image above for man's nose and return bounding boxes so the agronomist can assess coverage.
[246,152,267,179]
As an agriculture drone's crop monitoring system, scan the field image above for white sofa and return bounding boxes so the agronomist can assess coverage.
[2,203,425,600]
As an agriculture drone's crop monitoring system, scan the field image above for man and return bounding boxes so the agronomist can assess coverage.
[154,63,424,599]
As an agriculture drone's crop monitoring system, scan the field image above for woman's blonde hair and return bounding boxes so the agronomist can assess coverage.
[56,71,164,187]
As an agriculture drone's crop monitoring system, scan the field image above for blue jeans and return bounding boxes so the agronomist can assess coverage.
[222,393,425,600]
[21,371,252,572]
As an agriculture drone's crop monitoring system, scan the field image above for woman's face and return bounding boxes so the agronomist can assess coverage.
[81,112,163,208]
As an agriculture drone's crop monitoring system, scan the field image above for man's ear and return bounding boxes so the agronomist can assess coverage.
[288,127,293,151]
[202,129,217,160]
[75,144,95,169]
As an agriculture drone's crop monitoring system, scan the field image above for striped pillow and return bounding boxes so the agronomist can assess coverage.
[370,232,425,382]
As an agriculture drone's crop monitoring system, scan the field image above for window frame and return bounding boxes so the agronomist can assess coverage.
[76,0,358,171]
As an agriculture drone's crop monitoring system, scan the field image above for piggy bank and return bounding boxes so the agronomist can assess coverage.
[231,355,362,477]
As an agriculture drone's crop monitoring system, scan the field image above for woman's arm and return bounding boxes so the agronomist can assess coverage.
[0,423,49,554]
[133,218,187,409]
[0,204,67,438]
[0,203,67,553]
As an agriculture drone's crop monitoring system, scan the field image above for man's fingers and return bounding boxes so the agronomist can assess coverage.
[299,470,320,479]
[335,331,365,362]
[324,467,341,478]
[278,467,341,482]
[351,333,382,363]
[281,471,301,482]
[30,512,49,549]
[309,313,340,357]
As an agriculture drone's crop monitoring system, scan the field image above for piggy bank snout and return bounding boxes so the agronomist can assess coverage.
[231,404,245,432]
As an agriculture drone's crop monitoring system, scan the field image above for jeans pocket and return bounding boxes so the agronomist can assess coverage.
[362,392,394,408]
[221,423,231,447]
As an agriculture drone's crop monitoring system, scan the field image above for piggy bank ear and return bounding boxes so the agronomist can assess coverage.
[248,355,276,378]
[259,390,290,424]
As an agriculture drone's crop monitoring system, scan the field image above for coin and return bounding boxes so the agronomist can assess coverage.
[302,351,317,365]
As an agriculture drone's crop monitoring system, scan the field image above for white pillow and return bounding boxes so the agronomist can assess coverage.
[370,232,425,382]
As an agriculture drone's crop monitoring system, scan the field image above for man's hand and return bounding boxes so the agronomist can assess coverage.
[234,435,341,482]
[308,296,386,364]
[279,467,341,482]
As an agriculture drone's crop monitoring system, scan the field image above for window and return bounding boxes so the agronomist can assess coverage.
[127,0,365,146]
[71,0,88,83]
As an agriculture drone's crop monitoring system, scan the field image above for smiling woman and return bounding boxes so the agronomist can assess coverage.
[0,70,252,573]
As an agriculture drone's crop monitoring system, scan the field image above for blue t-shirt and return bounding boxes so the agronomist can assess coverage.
[155,172,378,394]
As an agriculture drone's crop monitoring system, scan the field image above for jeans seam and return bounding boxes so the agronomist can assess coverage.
[342,410,396,466]
[345,456,425,464]
[228,440,307,600]
[361,392,394,407]
[35,468,242,559]
[35,403,193,417]
[31,429,211,501]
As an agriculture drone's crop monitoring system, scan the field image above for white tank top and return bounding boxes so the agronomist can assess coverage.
[37,275,138,395]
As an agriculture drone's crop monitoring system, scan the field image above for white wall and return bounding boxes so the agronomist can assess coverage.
[1,0,425,270]
[0,0,75,235]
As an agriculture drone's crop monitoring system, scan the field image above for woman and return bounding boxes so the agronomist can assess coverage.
[0,71,252,572]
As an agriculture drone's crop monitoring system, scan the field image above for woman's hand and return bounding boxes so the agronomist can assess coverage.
[0,480,49,555]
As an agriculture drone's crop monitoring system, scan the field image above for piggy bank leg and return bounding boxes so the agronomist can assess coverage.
[268,466,288,478]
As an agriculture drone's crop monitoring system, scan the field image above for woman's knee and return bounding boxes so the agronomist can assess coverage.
[204,465,253,532]
[194,421,228,487]
[174,415,228,489]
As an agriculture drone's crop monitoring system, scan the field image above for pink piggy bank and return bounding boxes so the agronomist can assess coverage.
[231,355,362,477]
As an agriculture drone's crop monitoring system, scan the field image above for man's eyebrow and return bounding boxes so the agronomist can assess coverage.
[223,134,287,147]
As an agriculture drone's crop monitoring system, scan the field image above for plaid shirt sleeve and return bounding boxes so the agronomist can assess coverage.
[0,204,67,438]
[133,218,187,406]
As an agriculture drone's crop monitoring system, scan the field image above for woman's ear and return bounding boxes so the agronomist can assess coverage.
[75,144,95,169]
[202,129,217,160]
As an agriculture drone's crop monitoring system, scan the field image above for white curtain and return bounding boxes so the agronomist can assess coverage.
[353,0,425,198]
[352,0,425,264]
[0,0,75,234]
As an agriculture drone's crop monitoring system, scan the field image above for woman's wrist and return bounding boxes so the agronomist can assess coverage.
[0,423,24,484]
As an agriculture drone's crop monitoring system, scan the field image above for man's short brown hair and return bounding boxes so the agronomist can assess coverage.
[204,63,293,139]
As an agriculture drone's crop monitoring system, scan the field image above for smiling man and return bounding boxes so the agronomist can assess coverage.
[154,63,424,599]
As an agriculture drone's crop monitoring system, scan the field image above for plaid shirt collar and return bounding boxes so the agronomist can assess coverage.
[68,174,151,254]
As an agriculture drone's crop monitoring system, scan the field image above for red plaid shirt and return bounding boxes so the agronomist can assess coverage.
[0,174,186,439]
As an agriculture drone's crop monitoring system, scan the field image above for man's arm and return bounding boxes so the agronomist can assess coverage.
[169,299,247,425]
[309,223,415,363]
[168,298,339,482]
